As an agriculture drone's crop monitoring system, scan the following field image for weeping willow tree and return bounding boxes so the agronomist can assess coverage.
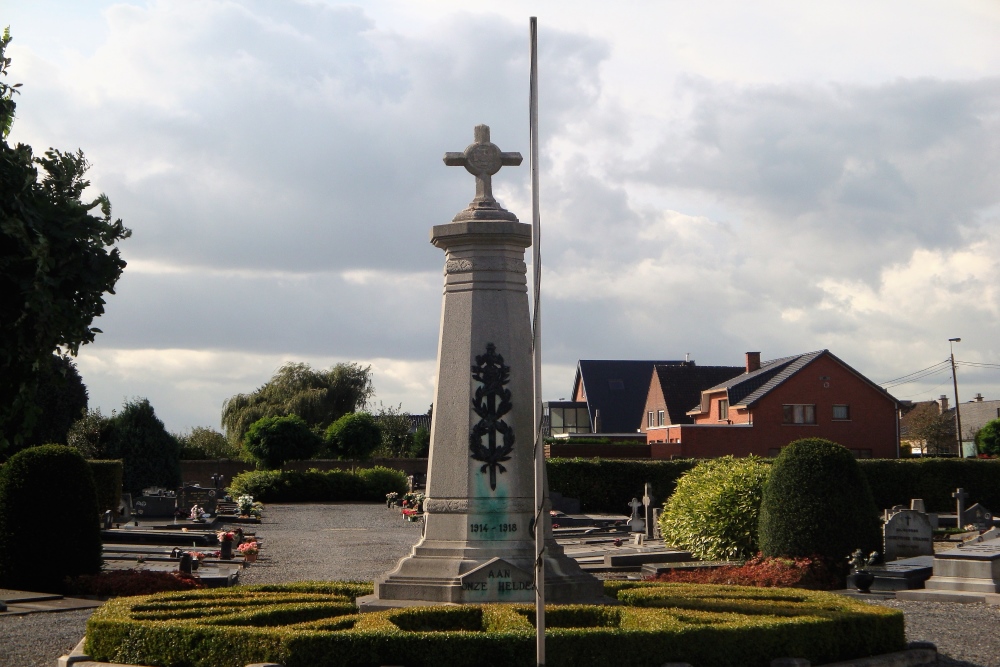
[221,362,374,445]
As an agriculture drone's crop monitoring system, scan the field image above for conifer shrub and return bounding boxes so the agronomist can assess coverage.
[758,438,880,564]
[0,445,103,592]
[659,456,769,560]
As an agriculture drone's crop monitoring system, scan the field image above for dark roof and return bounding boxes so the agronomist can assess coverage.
[653,364,744,424]
[696,349,896,411]
[951,399,1000,439]
[574,360,687,434]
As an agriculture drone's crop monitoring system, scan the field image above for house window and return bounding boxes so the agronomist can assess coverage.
[657,410,665,426]
[718,399,729,421]
[832,405,850,420]
[648,411,655,428]
[782,404,816,424]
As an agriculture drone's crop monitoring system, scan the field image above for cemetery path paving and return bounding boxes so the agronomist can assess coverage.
[3,503,1000,667]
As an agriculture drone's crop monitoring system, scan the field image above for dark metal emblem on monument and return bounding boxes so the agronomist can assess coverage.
[469,342,515,491]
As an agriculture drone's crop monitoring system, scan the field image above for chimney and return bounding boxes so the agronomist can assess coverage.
[745,352,761,373]
[974,393,984,402]
[938,395,949,413]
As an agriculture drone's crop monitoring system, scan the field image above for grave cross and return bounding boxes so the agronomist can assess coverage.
[444,125,522,210]
[628,497,643,521]
[953,488,969,527]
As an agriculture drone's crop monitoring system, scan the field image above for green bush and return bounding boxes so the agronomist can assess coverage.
[245,415,321,470]
[547,458,697,513]
[88,458,123,514]
[660,456,769,560]
[177,427,237,460]
[976,419,1000,456]
[324,412,381,460]
[85,581,904,667]
[0,445,102,592]
[759,439,880,563]
[228,466,407,502]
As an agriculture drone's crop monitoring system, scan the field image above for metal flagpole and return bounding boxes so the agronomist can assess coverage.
[529,15,545,667]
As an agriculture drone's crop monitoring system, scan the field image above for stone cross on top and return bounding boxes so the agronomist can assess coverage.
[443,124,522,222]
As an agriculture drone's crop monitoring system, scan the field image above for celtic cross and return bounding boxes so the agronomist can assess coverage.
[444,124,522,221]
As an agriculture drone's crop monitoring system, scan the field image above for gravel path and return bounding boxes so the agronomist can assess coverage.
[1,503,997,666]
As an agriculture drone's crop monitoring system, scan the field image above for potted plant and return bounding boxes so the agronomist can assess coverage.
[237,494,255,517]
[217,531,236,560]
[386,492,399,508]
[237,541,259,564]
[846,549,879,593]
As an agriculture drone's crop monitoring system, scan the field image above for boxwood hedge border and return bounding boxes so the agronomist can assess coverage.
[85,581,903,667]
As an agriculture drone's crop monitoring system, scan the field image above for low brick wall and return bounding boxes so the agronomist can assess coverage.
[180,458,428,487]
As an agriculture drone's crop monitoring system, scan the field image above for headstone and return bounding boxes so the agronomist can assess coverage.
[963,526,1000,546]
[953,487,969,526]
[628,498,645,533]
[133,494,177,518]
[119,493,133,521]
[642,483,655,539]
[363,125,602,609]
[910,498,926,513]
[652,508,663,540]
[965,503,993,531]
[102,510,113,530]
[883,509,934,561]
[177,485,218,516]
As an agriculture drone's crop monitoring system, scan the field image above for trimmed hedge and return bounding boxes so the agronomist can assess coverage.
[85,581,904,667]
[759,439,881,562]
[549,457,1000,515]
[0,445,103,593]
[547,458,697,513]
[88,458,123,514]
[858,458,1000,512]
[228,466,407,502]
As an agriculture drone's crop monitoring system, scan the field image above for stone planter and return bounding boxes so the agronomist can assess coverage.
[848,570,875,593]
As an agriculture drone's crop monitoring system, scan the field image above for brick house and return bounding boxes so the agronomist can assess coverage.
[646,350,899,459]
[640,363,745,436]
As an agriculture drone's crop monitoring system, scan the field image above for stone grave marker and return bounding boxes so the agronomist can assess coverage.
[963,526,1000,546]
[953,487,969,526]
[628,498,645,533]
[133,494,177,518]
[651,508,663,540]
[910,498,926,513]
[361,125,603,610]
[119,493,133,521]
[102,510,113,530]
[178,485,218,516]
[642,483,655,539]
[965,503,993,531]
[921,540,1000,594]
[883,509,933,561]
[869,555,934,591]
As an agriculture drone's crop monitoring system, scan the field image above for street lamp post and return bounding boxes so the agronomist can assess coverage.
[949,338,964,457]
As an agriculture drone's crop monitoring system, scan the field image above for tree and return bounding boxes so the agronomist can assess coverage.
[374,403,413,458]
[67,399,181,494]
[177,426,238,460]
[9,354,88,456]
[221,362,374,445]
[976,419,1000,456]
[325,412,381,460]
[901,402,955,456]
[244,415,320,470]
[0,31,130,454]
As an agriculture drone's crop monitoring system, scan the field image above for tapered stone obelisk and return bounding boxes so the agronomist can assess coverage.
[358,125,602,609]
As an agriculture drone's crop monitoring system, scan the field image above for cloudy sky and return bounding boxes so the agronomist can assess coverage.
[6,1,1000,434]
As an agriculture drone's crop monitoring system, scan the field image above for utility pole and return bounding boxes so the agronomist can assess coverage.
[949,338,964,456]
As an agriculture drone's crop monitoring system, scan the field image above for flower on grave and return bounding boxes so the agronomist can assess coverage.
[386,492,399,501]
[847,549,879,571]
[236,495,255,515]
[249,502,264,518]
[189,505,204,520]
[217,531,236,543]
[187,551,206,561]
[237,541,259,555]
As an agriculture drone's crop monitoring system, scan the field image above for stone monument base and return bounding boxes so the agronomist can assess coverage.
[896,539,1000,604]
